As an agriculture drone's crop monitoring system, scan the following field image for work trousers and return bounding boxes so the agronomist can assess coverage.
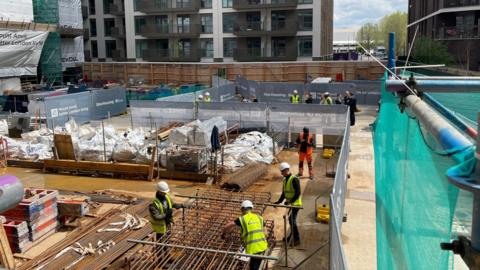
[298,152,313,176]
[289,208,300,242]
[249,256,262,270]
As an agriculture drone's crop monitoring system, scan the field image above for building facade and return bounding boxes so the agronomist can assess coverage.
[407,0,480,71]
[82,0,333,62]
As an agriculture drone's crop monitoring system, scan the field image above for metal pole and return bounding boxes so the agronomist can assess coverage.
[101,120,107,162]
[126,239,279,261]
[175,194,303,209]
[155,122,160,180]
[283,215,288,267]
[130,111,134,129]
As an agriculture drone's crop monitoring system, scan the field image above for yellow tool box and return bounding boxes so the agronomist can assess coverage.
[322,148,335,159]
[316,204,330,223]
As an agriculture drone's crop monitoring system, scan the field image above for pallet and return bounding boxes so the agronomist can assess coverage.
[43,159,156,181]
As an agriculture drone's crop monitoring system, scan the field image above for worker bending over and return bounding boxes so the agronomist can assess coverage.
[291,89,300,104]
[296,127,315,180]
[149,181,187,240]
[222,200,268,270]
[275,162,302,246]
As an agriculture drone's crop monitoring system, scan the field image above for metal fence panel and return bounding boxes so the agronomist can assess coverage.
[197,102,268,128]
[130,100,195,128]
[236,75,259,99]
[330,195,349,270]
[258,82,304,103]
[268,103,348,135]
[91,87,127,120]
[44,91,92,127]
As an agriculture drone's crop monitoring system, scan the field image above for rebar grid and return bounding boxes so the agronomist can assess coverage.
[128,189,276,270]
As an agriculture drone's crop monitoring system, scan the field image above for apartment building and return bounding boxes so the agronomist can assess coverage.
[408,0,480,71]
[82,0,333,62]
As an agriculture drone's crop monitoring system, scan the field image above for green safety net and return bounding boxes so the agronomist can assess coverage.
[373,73,476,270]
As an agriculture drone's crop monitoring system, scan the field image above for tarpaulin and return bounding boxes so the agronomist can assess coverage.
[0,30,48,77]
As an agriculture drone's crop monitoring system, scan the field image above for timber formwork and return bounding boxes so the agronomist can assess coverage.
[127,189,276,270]
[83,61,385,86]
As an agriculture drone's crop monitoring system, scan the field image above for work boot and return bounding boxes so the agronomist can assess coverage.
[298,167,303,177]
[292,239,301,247]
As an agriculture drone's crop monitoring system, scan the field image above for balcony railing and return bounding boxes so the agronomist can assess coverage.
[142,48,201,62]
[270,20,298,36]
[444,0,480,8]
[112,49,127,61]
[234,46,297,61]
[137,0,199,13]
[111,27,126,38]
[58,26,85,38]
[436,26,480,40]
[140,24,200,38]
[233,0,298,9]
[109,3,124,15]
[234,21,268,36]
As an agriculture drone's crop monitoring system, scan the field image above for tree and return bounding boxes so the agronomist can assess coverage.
[412,36,453,65]
[377,11,408,56]
[357,23,379,52]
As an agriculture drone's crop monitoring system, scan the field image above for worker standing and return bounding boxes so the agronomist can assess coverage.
[275,162,302,246]
[222,200,268,270]
[296,127,314,180]
[149,181,186,240]
[290,89,300,104]
[198,94,204,102]
[320,92,333,105]
[204,92,212,102]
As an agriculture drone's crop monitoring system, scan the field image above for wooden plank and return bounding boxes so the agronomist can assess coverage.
[54,134,76,160]
[0,224,15,269]
[7,159,44,169]
[157,169,211,182]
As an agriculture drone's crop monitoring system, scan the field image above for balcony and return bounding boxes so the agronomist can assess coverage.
[436,26,480,40]
[234,47,297,61]
[109,3,124,15]
[82,5,88,18]
[234,21,268,36]
[270,20,298,36]
[58,26,85,38]
[111,27,126,38]
[137,0,199,13]
[233,0,298,10]
[84,50,91,62]
[142,48,201,62]
[444,0,480,8]
[112,49,127,61]
[140,24,200,38]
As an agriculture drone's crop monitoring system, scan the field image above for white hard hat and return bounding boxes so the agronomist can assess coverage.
[205,92,210,96]
[198,94,204,99]
[279,162,290,171]
[156,181,170,193]
[293,90,298,94]
[241,200,254,209]
[324,92,330,95]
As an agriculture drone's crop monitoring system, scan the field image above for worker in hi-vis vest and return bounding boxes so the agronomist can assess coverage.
[222,200,268,270]
[320,92,333,105]
[290,89,300,104]
[204,92,212,102]
[296,127,315,180]
[149,181,187,240]
[275,162,302,246]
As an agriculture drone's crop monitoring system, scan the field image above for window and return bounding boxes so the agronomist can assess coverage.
[133,0,140,11]
[298,0,313,3]
[223,38,236,57]
[104,18,115,36]
[223,13,235,33]
[298,36,312,56]
[298,10,312,31]
[223,0,233,8]
[177,16,191,33]
[88,0,96,14]
[271,11,286,30]
[105,40,116,58]
[136,40,147,58]
[91,41,98,58]
[135,18,146,35]
[201,0,212,8]
[272,37,287,57]
[90,19,97,37]
[201,15,213,33]
[177,39,192,56]
[201,39,214,58]
[103,0,114,14]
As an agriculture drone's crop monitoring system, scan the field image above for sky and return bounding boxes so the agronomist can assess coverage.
[334,0,408,29]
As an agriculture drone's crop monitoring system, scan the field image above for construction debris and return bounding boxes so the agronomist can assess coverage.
[166,145,208,172]
[221,162,269,191]
[96,213,147,233]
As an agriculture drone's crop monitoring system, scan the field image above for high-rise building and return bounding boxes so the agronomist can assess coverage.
[407,0,480,71]
[81,0,333,62]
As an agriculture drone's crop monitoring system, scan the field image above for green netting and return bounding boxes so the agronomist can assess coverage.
[33,0,63,84]
[373,73,476,270]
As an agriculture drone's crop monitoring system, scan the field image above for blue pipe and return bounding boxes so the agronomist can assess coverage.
[386,79,480,93]
[387,32,396,73]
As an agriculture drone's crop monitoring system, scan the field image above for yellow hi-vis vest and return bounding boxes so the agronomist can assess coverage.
[239,211,268,254]
[283,175,302,206]
[321,96,333,105]
[291,95,300,104]
[204,96,211,102]
[150,194,173,234]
